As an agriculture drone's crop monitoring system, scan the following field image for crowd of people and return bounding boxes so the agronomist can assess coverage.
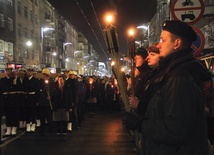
[126,20,214,155]
[0,67,121,143]
[0,19,214,155]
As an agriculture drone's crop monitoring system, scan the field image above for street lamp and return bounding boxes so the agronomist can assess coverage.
[127,28,136,96]
[137,24,149,47]
[63,42,72,69]
[26,41,32,47]
[103,13,130,111]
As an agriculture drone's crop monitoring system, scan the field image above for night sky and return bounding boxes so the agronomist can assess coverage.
[48,0,157,62]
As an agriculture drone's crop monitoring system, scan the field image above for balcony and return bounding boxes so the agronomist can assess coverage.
[203,5,214,19]
[45,14,54,24]
[45,47,51,53]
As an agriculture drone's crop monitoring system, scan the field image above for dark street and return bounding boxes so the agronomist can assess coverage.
[0,111,135,155]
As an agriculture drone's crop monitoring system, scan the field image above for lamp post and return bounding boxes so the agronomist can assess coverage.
[63,42,72,69]
[128,28,136,96]
[103,14,130,112]
[137,25,149,47]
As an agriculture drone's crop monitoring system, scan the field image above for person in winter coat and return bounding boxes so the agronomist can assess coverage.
[138,20,211,155]
[1,68,22,137]
[38,68,56,136]
[52,75,72,141]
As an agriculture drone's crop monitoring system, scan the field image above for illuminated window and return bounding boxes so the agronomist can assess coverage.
[0,40,4,54]
[8,42,13,60]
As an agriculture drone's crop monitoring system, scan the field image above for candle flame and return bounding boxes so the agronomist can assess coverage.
[45,80,49,84]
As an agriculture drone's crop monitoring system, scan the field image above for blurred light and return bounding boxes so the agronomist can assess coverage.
[137,25,148,30]
[111,61,115,66]
[129,29,134,36]
[106,15,113,23]
[135,41,140,44]
[64,42,72,46]
[121,67,125,72]
[26,41,32,47]
[53,52,57,56]
[65,58,69,62]
[42,27,54,32]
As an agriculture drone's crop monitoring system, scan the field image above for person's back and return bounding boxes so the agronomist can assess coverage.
[141,20,211,155]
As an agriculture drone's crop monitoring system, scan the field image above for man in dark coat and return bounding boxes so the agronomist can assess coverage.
[22,68,39,133]
[38,68,56,136]
[0,78,4,144]
[1,68,22,137]
[139,20,211,155]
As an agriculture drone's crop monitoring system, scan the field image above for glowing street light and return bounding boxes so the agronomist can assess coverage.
[63,42,72,46]
[65,58,69,62]
[128,29,135,36]
[52,52,57,56]
[137,25,148,30]
[106,15,113,23]
[26,41,32,47]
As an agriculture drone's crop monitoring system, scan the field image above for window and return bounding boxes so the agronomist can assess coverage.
[34,13,38,25]
[24,6,28,18]
[18,1,21,14]
[0,40,4,54]
[30,30,34,38]
[30,10,33,23]
[6,0,12,6]
[8,18,13,31]
[0,14,4,28]
[31,50,34,59]
[8,42,13,58]
[24,27,28,38]
[35,0,38,6]
[18,24,22,37]
[18,44,22,57]
[35,33,38,44]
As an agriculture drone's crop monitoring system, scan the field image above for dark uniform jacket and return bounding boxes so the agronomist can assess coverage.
[52,81,73,111]
[141,48,211,155]
[22,76,39,107]
[38,78,56,108]
[0,76,22,108]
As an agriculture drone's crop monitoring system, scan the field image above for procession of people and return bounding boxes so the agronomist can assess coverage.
[0,67,121,143]
[0,19,214,155]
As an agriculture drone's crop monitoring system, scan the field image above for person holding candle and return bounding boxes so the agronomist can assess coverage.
[38,68,56,137]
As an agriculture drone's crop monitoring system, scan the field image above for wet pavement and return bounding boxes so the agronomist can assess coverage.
[0,111,136,155]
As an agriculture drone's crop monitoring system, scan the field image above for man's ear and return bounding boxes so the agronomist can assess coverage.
[174,38,181,49]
